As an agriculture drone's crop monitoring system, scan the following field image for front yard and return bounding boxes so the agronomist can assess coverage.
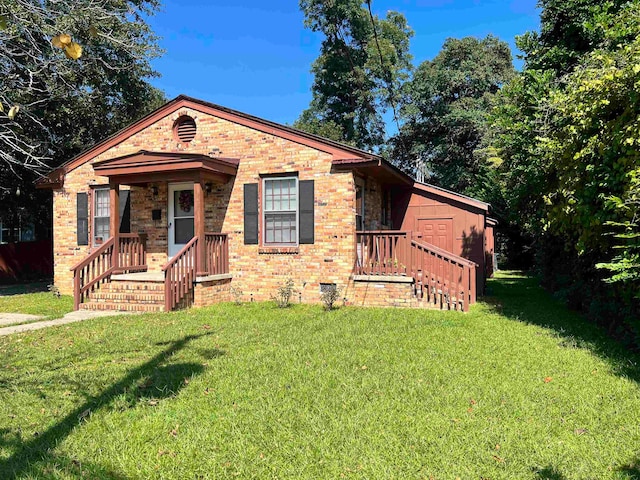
[0,272,639,479]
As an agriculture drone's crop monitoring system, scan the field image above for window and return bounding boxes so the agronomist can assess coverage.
[263,177,298,245]
[93,188,110,245]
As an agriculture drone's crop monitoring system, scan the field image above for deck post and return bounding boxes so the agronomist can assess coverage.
[194,179,206,276]
[110,182,120,271]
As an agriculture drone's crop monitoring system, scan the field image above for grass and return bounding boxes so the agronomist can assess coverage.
[0,291,74,322]
[0,271,639,479]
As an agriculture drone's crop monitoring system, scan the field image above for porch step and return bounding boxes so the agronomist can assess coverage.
[103,280,165,293]
[80,275,166,312]
[80,301,165,313]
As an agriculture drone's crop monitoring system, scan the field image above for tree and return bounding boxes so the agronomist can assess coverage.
[491,0,640,339]
[0,0,165,237]
[391,35,514,196]
[296,0,413,150]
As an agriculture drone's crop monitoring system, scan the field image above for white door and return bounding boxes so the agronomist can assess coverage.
[168,182,195,258]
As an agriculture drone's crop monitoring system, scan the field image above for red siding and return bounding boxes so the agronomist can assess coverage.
[393,188,487,293]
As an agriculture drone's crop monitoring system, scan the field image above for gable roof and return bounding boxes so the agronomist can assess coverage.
[38,95,381,187]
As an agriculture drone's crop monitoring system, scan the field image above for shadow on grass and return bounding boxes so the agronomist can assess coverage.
[533,465,566,479]
[618,461,640,479]
[485,272,640,384]
[0,282,51,296]
[0,332,220,479]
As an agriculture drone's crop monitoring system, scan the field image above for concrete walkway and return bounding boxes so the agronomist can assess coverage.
[0,310,129,336]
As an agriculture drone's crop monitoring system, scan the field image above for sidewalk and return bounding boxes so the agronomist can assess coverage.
[0,310,129,336]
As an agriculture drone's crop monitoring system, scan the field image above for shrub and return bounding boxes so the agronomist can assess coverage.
[230,286,243,305]
[272,278,294,308]
[320,284,341,311]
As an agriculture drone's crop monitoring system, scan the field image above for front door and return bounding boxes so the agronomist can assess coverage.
[168,182,195,258]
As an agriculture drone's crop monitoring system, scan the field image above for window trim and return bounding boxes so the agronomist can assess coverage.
[92,187,110,247]
[262,176,299,247]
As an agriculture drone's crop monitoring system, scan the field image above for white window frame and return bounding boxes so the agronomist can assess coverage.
[262,176,299,246]
[93,187,110,246]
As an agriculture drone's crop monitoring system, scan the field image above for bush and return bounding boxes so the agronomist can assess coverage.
[272,278,294,308]
[320,284,341,311]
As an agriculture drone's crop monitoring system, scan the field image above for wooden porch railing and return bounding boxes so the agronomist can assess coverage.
[355,231,477,311]
[70,233,148,310]
[162,236,198,312]
[116,233,147,273]
[355,231,410,276]
[204,233,229,275]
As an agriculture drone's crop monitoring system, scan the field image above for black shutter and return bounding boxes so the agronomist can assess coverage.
[244,183,259,245]
[119,190,131,234]
[77,192,88,246]
[299,180,314,244]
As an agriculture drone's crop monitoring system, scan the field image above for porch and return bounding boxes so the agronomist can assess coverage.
[70,150,237,312]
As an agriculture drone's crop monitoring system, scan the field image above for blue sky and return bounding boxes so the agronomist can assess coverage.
[147,0,540,126]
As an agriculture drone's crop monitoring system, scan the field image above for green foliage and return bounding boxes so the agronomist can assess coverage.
[297,0,413,150]
[490,0,640,320]
[0,0,166,234]
[392,35,514,196]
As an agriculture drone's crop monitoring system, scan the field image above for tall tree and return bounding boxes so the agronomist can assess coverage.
[491,0,639,339]
[0,0,165,238]
[295,0,413,150]
[391,35,514,196]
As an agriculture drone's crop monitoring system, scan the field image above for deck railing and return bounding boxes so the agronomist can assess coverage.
[204,233,229,275]
[70,233,148,310]
[162,237,198,312]
[355,231,410,276]
[355,231,477,311]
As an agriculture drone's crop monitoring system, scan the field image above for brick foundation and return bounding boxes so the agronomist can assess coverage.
[345,276,419,308]
[193,277,232,307]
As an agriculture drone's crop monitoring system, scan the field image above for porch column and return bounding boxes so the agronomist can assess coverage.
[110,182,120,271]
[194,180,206,276]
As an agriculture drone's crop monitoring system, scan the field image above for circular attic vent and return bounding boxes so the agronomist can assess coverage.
[174,115,197,143]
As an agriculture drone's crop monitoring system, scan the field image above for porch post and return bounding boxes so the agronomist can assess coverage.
[110,182,120,271]
[194,179,206,276]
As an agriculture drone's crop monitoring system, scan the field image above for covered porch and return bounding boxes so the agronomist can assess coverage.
[70,151,237,311]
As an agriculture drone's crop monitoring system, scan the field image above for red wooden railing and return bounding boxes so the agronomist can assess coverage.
[409,239,476,312]
[71,238,115,310]
[116,233,147,273]
[162,237,198,312]
[355,231,410,276]
[70,233,148,310]
[355,231,477,311]
[204,233,229,275]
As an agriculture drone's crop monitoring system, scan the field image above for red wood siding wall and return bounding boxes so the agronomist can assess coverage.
[392,188,487,293]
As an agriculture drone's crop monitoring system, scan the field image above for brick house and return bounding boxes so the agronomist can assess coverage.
[38,96,494,312]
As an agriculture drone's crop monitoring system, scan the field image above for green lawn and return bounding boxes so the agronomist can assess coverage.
[1,272,639,479]
[0,291,74,321]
